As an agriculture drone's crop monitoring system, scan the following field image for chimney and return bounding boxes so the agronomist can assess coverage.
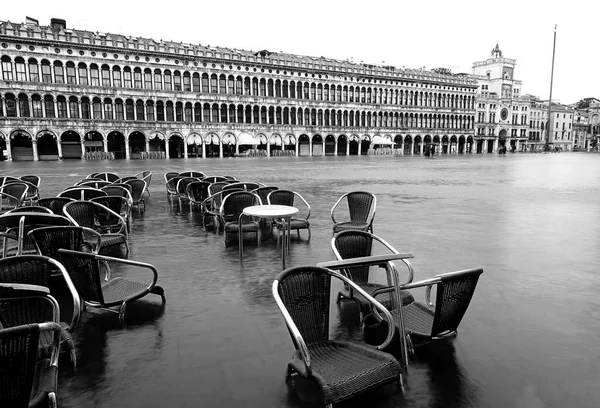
[25,16,39,27]
[50,18,66,31]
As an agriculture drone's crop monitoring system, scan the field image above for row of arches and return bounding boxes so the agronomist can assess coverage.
[0,128,479,161]
[1,55,475,109]
[0,92,475,130]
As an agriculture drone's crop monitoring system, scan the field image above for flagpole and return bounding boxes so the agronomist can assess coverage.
[546,24,557,149]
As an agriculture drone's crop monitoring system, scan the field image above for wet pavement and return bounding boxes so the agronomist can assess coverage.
[2,153,600,408]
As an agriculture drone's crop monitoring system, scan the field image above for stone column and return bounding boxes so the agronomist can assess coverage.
[183,141,188,158]
[309,139,313,156]
[295,142,299,157]
[400,139,404,155]
[5,139,12,161]
[32,140,39,161]
[267,141,271,157]
[410,140,414,155]
[219,141,223,158]
[56,137,63,160]
[145,139,150,155]
[165,137,170,159]
[334,138,338,156]
[419,142,424,156]
[80,138,86,159]
[515,140,520,152]
[358,139,362,156]
[125,137,130,160]
[346,140,350,156]
[103,136,108,153]
[234,142,238,156]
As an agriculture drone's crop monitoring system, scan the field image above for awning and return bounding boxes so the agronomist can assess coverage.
[372,135,394,145]
[237,132,258,145]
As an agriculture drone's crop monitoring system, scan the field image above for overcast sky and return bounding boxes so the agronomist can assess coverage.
[3,0,598,104]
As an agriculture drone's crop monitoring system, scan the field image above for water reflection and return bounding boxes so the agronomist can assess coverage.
[2,154,600,408]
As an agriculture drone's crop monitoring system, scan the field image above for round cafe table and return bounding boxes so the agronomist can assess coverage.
[242,204,298,269]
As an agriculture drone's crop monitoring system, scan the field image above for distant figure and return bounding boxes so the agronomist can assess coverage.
[424,147,430,158]
[429,144,435,158]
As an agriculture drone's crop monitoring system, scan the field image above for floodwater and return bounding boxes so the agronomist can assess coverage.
[2,153,600,408]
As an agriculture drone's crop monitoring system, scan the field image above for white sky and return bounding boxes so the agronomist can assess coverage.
[3,0,599,104]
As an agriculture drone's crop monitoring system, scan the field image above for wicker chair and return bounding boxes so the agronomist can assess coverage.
[29,225,102,258]
[93,172,120,183]
[55,249,166,324]
[273,265,403,407]
[0,191,23,214]
[201,175,229,183]
[177,171,206,178]
[0,256,82,366]
[331,191,377,233]
[124,179,147,212]
[371,268,484,353]
[220,191,261,250]
[63,201,129,254]
[134,171,152,197]
[0,302,61,408]
[0,212,71,257]
[37,197,75,215]
[251,186,278,204]
[78,180,112,189]
[186,181,211,212]
[58,187,108,201]
[331,231,415,316]
[175,177,201,208]
[267,189,311,240]
[8,179,40,205]
[201,188,240,230]
[163,172,179,183]
[91,196,132,233]
[0,183,28,207]
[165,176,184,205]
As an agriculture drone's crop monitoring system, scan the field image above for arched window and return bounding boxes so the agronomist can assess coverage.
[44,95,55,118]
[192,73,200,92]
[1,56,13,81]
[90,64,100,86]
[41,60,52,83]
[136,100,145,120]
[153,69,162,90]
[114,98,124,120]
[228,104,236,123]
[212,103,219,122]
[32,94,43,118]
[101,64,111,87]
[259,78,266,96]
[324,84,329,101]
[220,103,227,123]
[18,93,30,117]
[260,106,267,124]
[56,95,68,119]
[203,103,211,122]
[81,97,90,119]
[184,102,193,122]
[66,62,76,84]
[175,102,183,121]
[268,79,274,97]
[123,67,132,88]
[317,84,322,100]
[202,74,209,93]
[219,75,226,94]
[112,66,122,87]
[252,78,259,96]
[92,97,102,119]
[156,101,165,121]
[194,102,201,122]
[69,96,79,118]
[236,76,243,95]
[15,57,26,81]
[125,99,135,120]
[275,80,281,98]
[133,67,143,89]
[166,101,175,121]
[282,80,289,98]
[145,68,153,89]
[211,74,218,94]
[78,62,88,85]
[310,83,316,100]
[104,98,113,120]
[146,100,155,121]
[173,70,181,91]
[28,58,39,82]
[164,70,172,91]
[183,72,191,92]
[4,93,16,117]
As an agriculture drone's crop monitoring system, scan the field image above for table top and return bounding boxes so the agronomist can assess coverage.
[317,253,415,270]
[243,205,299,218]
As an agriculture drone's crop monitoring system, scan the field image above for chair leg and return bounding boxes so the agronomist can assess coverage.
[118,302,127,325]
[49,392,57,408]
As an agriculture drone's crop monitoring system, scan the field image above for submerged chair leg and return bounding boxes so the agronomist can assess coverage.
[118,302,127,325]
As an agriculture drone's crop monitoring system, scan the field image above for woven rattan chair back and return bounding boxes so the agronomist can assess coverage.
[0,322,59,407]
[0,183,28,205]
[178,171,206,178]
[186,181,211,207]
[221,191,261,224]
[331,231,374,285]
[5,206,52,214]
[29,226,98,259]
[58,187,107,201]
[0,176,21,186]
[202,176,228,183]
[55,250,105,305]
[20,175,41,187]
[276,266,331,346]
[124,179,146,204]
[252,187,278,204]
[78,180,112,189]
[0,192,21,213]
[164,172,179,183]
[37,197,75,215]
[62,201,101,230]
[101,186,133,204]
[431,269,483,336]
[347,192,375,224]
[176,177,199,197]
[267,189,295,206]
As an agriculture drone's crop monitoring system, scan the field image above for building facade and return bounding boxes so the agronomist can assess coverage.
[472,45,529,153]
[0,18,477,161]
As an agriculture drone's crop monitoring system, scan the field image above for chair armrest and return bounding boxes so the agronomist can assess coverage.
[57,249,159,291]
[330,194,346,223]
[39,322,63,367]
[43,257,82,330]
[272,279,312,371]
[326,268,396,351]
